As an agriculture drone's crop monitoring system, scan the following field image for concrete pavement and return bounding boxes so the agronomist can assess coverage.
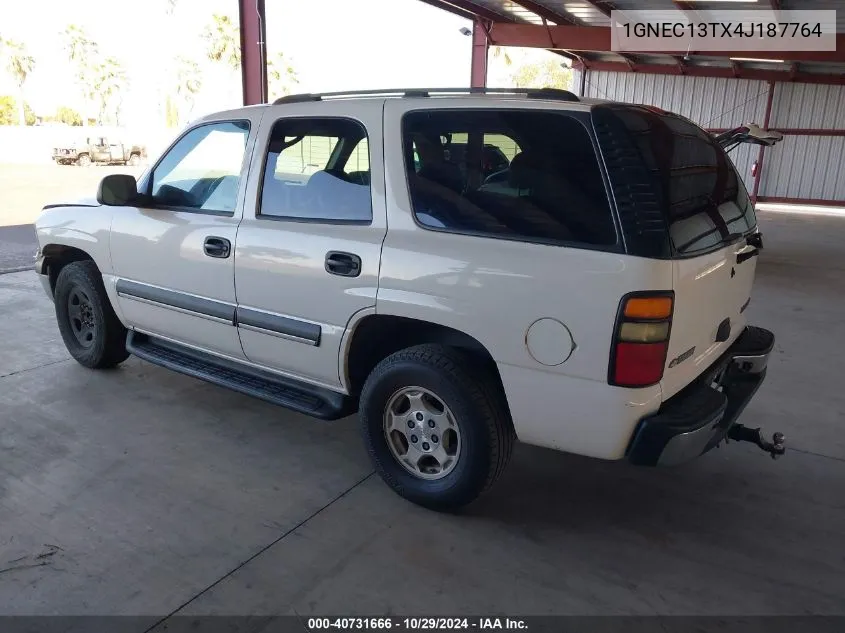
[1,211,844,622]
[0,224,36,274]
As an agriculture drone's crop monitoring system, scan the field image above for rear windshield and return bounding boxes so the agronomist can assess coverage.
[592,104,756,258]
[402,109,617,248]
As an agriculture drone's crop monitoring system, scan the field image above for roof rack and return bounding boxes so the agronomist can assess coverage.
[272,87,580,105]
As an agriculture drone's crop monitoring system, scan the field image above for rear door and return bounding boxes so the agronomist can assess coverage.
[233,99,387,390]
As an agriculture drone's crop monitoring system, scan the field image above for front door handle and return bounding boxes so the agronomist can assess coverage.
[325,251,361,277]
[204,236,231,259]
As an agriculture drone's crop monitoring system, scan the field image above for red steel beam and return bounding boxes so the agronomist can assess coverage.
[487,23,845,64]
[417,0,507,22]
[569,60,845,86]
[239,0,267,105]
[470,18,489,88]
[709,128,845,136]
[757,197,845,207]
[751,81,775,204]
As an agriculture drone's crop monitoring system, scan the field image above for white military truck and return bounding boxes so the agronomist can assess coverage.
[34,88,783,511]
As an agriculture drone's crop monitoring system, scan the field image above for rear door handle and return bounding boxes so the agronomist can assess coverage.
[204,236,231,259]
[325,251,361,277]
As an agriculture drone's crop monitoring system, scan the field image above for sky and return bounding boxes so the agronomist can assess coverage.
[0,0,566,128]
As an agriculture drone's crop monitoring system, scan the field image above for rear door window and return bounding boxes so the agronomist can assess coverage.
[402,110,616,247]
[259,117,372,222]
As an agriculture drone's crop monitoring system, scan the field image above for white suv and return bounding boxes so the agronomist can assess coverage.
[34,88,782,511]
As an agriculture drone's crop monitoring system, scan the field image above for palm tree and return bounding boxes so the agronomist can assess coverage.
[1,38,36,126]
[203,14,241,70]
[492,46,512,68]
[92,56,128,125]
[61,25,100,125]
[267,51,298,99]
[174,56,202,123]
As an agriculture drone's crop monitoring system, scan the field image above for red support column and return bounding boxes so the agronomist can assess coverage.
[239,0,267,105]
[470,19,489,88]
[751,81,776,204]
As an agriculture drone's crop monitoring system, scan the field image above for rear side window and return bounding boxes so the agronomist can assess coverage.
[593,104,756,258]
[402,110,616,247]
[259,117,372,223]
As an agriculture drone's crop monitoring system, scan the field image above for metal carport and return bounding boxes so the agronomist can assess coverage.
[406,1,845,207]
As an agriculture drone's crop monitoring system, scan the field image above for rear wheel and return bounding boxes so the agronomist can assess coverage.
[77,154,91,167]
[128,153,141,166]
[360,344,514,511]
[54,260,129,369]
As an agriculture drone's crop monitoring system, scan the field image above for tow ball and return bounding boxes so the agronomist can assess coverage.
[727,424,786,459]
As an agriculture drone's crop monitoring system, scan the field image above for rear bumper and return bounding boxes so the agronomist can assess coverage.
[627,326,774,466]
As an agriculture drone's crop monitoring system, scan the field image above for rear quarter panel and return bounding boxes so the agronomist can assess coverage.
[379,99,671,459]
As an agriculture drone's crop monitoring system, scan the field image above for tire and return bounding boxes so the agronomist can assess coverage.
[54,260,129,369]
[77,154,91,167]
[128,153,141,166]
[360,344,515,511]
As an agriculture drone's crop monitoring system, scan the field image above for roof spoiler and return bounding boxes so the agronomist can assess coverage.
[715,124,784,153]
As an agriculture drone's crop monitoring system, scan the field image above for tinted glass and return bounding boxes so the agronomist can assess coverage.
[596,105,756,257]
[402,110,615,247]
[260,118,372,222]
[151,121,250,213]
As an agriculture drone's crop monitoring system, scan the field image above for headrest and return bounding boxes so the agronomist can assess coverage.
[508,152,542,190]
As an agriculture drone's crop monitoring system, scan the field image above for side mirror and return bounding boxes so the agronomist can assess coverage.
[97,174,138,206]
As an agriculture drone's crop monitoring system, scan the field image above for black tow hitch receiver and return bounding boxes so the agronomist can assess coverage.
[727,424,786,459]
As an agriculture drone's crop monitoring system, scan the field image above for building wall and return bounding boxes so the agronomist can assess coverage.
[574,70,845,202]
[760,83,845,201]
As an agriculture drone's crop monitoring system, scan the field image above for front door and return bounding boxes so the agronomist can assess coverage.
[109,141,125,162]
[91,137,110,162]
[109,116,260,360]
[234,100,386,390]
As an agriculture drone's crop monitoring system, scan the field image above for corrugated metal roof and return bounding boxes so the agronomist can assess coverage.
[427,0,845,77]
[444,0,845,31]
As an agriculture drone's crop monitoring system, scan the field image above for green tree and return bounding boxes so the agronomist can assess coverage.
[203,14,241,70]
[511,58,572,90]
[492,46,512,68]
[55,105,83,125]
[91,56,128,124]
[60,25,100,126]
[1,38,36,126]
[0,95,35,125]
[174,56,203,125]
[267,51,298,99]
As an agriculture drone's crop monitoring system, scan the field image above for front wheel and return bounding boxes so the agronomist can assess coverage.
[128,153,141,166]
[54,260,129,369]
[77,154,91,167]
[360,344,514,511]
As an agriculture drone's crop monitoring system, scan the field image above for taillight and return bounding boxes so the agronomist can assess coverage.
[609,292,674,387]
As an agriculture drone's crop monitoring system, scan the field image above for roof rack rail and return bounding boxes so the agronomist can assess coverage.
[272,87,580,105]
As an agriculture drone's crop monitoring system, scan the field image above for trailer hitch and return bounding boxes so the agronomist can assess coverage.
[727,424,786,459]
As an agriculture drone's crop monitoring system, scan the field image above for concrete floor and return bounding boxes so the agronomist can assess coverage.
[1,210,844,621]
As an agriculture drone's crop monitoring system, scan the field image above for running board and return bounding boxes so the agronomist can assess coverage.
[126,332,354,420]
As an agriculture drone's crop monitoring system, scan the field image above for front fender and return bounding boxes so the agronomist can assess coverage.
[36,204,115,275]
